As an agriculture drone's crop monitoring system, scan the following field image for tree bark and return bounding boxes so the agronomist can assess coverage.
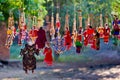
[0,22,10,61]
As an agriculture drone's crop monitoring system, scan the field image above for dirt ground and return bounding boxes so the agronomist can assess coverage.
[0,61,120,80]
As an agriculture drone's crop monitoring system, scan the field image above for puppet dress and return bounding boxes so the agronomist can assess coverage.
[43,47,53,66]
[64,31,72,50]
[91,32,100,50]
[75,40,82,54]
[29,29,38,43]
[52,37,65,60]
[112,20,120,35]
[35,27,47,49]
[20,44,39,73]
[103,27,110,43]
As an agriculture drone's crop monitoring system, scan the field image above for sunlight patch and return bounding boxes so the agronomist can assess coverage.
[39,71,46,75]
[2,78,21,80]
[53,69,62,72]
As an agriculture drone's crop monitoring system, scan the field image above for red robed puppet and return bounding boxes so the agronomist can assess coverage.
[43,42,53,66]
[64,28,72,50]
[83,26,94,46]
[35,27,47,49]
[29,26,38,43]
[103,24,110,43]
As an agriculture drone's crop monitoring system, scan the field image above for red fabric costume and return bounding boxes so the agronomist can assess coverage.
[56,21,61,29]
[29,29,38,38]
[64,30,72,50]
[43,47,53,66]
[35,27,47,49]
[104,27,110,43]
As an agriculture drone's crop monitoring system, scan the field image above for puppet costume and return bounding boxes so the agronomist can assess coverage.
[18,29,28,45]
[103,25,110,43]
[112,18,120,35]
[97,27,104,38]
[43,46,53,66]
[86,27,94,45]
[64,30,72,50]
[52,34,65,61]
[6,26,16,48]
[75,39,82,54]
[35,27,47,49]
[29,27,38,43]
[20,44,39,74]
[91,31,100,50]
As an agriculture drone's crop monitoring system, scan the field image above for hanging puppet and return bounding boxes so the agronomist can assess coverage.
[75,10,83,54]
[35,27,47,50]
[75,34,82,54]
[97,14,104,38]
[52,32,65,61]
[83,25,94,46]
[91,30,100,50]
[5,12,16,48]
[72,18,77,47]
[64,27,72,50]
[112,15,120,46]
[43,42,53,66]
[29,25,38,44]
[18,11,28,45]
[20,43,39,74]
[56,13,61,32]
[29,16,38,44]
[103,23,110,43]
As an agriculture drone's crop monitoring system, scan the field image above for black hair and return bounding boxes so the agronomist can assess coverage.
[89,26,92,28]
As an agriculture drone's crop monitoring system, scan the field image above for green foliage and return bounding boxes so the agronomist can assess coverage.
[0,0,47,21]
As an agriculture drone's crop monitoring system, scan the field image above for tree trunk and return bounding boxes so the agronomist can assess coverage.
[0,22,10,61]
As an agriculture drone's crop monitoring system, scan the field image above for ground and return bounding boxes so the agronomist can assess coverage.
[1,39,120,80]
[0,62,120,80]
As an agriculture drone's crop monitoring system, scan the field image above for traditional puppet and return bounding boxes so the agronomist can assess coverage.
[52,32,65,60]
[35,27,47,50]
[56,13,61,31]
[112,16,120,36]
[64,27,72,50]
[75,35,82,54]
[75,10,83,53]
[83,25,94,46]
[112,16,120,46]
[29,25,38,44]
[97,14,104,38]
[91,30,100,50]
[20,43,39,74]
[5,12,16,48]
[5,27,15,48]
[43,42,53,66]
[18,11,28,45]
[103,23,110,43]
[72,18,77,47]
